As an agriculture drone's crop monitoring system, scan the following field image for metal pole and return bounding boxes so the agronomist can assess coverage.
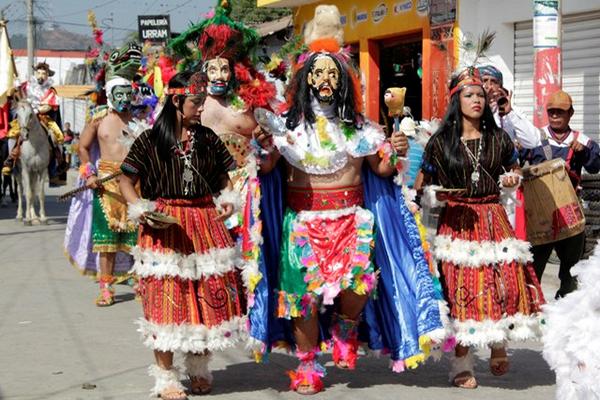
[27,0,34,80]
[532,0,562,128]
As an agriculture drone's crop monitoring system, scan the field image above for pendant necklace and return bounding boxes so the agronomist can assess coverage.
[461,136,483,185]
[175,129,196,195]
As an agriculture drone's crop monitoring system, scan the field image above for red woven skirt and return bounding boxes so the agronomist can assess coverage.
[433,195,545,348]
[132,197,247,354]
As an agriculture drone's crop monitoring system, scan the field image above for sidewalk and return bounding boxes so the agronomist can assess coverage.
[0,182,558,400]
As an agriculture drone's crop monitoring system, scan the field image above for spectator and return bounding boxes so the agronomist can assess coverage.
[522,90,600,298]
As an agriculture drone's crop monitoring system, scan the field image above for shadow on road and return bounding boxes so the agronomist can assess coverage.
[204,348,554,395]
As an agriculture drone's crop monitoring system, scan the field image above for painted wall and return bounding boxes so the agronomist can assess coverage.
[458,0,599,91]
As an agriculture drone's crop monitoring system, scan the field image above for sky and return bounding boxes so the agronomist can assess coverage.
[1,0,215,45]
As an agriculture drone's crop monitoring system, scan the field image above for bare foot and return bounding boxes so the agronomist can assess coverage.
[190,376,212,395]
[296,383,319,395]
[159,387,187,400]
[452,371,478,389]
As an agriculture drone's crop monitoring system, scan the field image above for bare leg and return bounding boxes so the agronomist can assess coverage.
[489,345,509,376]
[293,315,319,352]
[339,290,368,319]
[452,345,477,389]
[99,252,116,277]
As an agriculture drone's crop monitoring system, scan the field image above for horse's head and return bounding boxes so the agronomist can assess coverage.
[16,100,34,141]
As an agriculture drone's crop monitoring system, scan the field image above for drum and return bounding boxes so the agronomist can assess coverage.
[522,158,585,246]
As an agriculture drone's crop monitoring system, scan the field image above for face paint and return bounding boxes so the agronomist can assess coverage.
[205,57,232,96]
[109,85,133,112]
[307,55,340,104]
[35,69,48,85]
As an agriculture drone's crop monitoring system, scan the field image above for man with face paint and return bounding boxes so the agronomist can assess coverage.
[78,75,138,306]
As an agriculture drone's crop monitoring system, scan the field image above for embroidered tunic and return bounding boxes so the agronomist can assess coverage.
[121,126,235,199]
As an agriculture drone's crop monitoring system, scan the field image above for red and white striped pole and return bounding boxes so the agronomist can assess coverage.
[532,0,562,128]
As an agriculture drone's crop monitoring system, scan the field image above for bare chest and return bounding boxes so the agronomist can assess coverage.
[201,98,257,137]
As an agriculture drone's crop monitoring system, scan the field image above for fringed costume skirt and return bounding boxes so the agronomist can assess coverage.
[131,197,247,353]
[433,195,545,348]
[277,186,377,319]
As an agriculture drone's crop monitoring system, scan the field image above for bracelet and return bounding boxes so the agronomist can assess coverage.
[79,162,97,180]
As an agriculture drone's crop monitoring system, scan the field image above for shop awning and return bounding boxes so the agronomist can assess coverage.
[54,85,94,99]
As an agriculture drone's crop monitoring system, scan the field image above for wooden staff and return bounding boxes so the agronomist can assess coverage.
[58,170,122,202]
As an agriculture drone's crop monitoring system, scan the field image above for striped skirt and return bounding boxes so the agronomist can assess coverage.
[433,195,545,348]
[131,197,247,354]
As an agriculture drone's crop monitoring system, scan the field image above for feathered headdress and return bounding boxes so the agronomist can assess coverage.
[449,30,496,97]
[169,0,259,62]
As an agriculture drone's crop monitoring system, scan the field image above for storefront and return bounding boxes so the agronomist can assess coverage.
[258,0,458,124]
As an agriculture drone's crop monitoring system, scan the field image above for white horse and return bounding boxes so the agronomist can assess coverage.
[15,100,50,224]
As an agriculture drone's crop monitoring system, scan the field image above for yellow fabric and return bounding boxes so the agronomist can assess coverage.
[97,159,137,233]
[7,119,19,138]
[38,114,64,144]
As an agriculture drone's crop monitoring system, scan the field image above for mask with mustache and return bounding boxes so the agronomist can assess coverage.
[307,55,340,105]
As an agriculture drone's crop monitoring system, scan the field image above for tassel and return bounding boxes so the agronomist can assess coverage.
[331,314,360,369]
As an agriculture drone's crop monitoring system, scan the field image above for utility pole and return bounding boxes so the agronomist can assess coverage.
[532,0,562,128]
[27,0,34,80]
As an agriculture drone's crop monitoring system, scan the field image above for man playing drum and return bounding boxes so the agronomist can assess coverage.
[521,90,600,298]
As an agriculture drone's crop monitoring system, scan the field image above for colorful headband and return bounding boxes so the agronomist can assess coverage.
[166,85,206,96]
[449,77,483,97]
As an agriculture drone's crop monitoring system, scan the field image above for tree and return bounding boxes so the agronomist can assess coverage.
[229,0,291,25]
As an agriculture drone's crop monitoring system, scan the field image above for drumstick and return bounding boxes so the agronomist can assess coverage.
[58,171,123,202]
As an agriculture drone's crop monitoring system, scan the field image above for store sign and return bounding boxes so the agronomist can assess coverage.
[340,15,347,25]
[138,15,171,43]
[394,1,413,15]
[356,11,369,23]
[416,0,429,16]
[372,3,388,23]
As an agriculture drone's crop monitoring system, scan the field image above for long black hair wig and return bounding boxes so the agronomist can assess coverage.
[285,52,362,130]
[151,70,208,161]
[434,74,500,177]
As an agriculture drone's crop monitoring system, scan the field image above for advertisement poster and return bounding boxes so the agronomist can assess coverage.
[533,0,559,48]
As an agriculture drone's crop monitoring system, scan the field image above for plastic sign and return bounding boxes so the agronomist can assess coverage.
[138,15,171,43]
[372,3,388,23]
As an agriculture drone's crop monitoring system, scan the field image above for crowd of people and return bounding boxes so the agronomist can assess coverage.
[3,1,599,398]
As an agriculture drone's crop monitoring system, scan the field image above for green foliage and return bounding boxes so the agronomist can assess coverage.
[229,0,291,25]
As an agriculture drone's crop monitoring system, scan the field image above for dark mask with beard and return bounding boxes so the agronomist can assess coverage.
[307,55,340,105]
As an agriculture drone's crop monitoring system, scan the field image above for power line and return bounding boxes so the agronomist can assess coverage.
[52,0,121,19]
[12,18,136,32]
[163,0,195,14]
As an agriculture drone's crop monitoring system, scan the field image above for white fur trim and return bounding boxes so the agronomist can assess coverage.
[432,235,533,268]
[136,316,248,353]
[421,185,447,209]
[296,205,361,222]
[449,352,475,382]
[542,244,600,400]
[453,313,544,348]
[127,199,156,224]
[184,353,213,383]
[130,246,240,280]
[213,187,242,213]
[148,364,185,398]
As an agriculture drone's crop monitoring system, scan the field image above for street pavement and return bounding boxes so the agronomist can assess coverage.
[0,180,559,400]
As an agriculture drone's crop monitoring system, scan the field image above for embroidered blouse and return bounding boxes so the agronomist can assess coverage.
[422,129,518,197]
[121,126,235,199]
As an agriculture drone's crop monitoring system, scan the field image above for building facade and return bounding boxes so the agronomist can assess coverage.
[260,0,600,139]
